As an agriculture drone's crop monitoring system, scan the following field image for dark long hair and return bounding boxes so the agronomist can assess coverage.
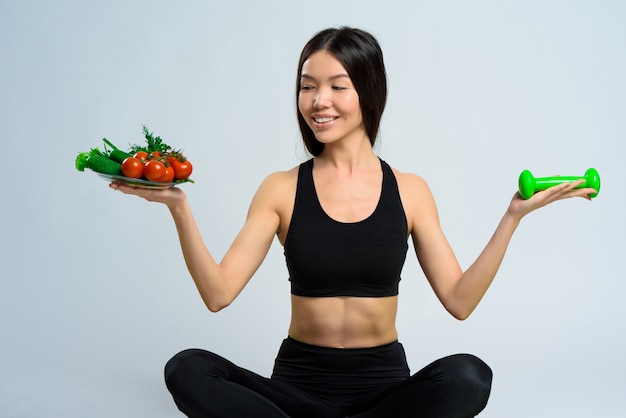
[296,27,388,156]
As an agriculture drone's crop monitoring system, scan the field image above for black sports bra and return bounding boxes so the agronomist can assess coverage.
[284,158,408,297]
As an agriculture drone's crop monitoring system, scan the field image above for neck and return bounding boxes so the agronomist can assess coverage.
[316,136,378,173]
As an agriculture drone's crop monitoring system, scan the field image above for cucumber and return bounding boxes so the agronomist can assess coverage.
[102,138,132,163]
[75,149,122,175]
[86,154,122,175]
[109,148,132,163]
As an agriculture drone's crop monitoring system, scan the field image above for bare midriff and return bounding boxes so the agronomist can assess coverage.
[288,295,399,348]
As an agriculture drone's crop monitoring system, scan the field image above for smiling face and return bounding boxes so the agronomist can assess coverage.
[295,28,388,156]
[298,50,366,150]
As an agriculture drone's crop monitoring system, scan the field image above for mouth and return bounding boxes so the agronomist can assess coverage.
[313,116,339,125]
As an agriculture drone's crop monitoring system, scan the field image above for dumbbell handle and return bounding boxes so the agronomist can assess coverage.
[518,168,600,199]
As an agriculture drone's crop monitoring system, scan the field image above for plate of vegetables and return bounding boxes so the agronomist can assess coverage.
[75,126,194,189]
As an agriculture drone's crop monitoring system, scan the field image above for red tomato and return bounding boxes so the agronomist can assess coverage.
[133,151,148,162]
[121,157,144,179]
[143,160,166,182]
[171,159,193,180]
[159,165,175,183]
[150,151,162,158]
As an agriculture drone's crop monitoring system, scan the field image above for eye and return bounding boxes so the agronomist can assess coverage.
[332,86,347,91]
[300,84,314,91]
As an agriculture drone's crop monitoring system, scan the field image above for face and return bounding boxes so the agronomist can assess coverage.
[298,50,365,148]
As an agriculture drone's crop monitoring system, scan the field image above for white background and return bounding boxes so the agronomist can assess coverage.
[1,1,624,417]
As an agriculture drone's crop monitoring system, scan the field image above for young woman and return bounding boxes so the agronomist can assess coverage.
[111,27,596,418]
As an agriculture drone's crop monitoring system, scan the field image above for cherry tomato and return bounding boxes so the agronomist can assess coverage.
[150,151,162,158]
[171,159,193,180]
[121,157,144,179]
[143,160,166,182]
[133,151,148,162]
[159,165,175,183]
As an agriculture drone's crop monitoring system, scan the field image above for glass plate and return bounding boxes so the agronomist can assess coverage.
[97,172,179,189]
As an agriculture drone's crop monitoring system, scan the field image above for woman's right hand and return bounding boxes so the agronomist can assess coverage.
[109,182,187,209]
[506,178,595,222]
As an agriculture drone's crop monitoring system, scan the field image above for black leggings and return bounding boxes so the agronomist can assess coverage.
[164,337,492,418]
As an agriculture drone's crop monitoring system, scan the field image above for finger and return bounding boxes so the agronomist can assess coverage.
[109,182,137,194]
[528,181,584,204]
[109,182,152,198]
[545,179,586,196]
[549,186,597,203]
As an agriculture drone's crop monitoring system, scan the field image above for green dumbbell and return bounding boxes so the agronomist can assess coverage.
[518,168,600,199]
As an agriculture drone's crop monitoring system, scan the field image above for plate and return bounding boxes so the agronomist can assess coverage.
[97,172,180,189]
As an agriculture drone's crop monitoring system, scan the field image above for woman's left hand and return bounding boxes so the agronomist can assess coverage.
[507,179,597,221]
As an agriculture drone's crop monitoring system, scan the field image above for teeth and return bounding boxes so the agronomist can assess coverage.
[315,117,336,123]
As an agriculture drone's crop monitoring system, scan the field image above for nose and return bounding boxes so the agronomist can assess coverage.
[313,90,330,109]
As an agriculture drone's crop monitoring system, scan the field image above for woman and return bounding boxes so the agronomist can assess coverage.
[111,27,596,418]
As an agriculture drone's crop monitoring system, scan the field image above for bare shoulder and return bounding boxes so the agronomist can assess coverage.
[252,164,300,243]
[256,165,299,199]
[389,166,433,202]
[264,165,299,183]
[389,166,438,232]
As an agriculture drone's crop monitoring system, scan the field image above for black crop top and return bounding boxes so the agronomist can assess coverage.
[284,158,409,297]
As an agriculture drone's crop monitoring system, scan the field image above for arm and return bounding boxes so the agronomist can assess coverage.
[110,172,285,312]
[403,174,596,320]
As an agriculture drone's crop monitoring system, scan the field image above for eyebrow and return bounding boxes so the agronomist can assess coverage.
[300,73,350,81]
